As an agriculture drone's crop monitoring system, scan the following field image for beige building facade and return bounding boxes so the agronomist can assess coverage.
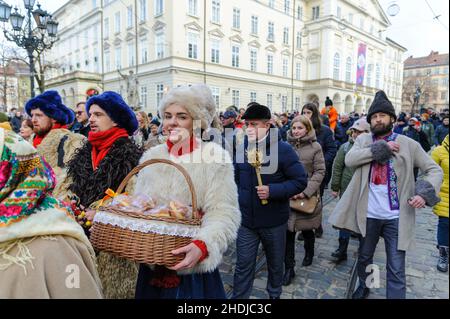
[47,0,406,115]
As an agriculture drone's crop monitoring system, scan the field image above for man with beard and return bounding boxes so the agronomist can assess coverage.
[329,91,443,299]
[25,91,86,199]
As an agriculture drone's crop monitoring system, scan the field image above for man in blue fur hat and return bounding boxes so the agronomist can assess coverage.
[25,90,86,199]
[66,91,143,299]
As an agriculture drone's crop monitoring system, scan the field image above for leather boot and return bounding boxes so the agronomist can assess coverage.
[331,238,349,262]
[352,286,370,299]
[437,246,449,273]
[282,268,296,286]
[302,236,315,266]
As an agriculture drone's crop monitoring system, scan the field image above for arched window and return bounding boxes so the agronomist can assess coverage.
[345,57,352,83]
[333,53,340,80]
[375,63,381,88]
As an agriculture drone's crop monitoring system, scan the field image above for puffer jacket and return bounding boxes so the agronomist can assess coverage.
[432,135,449,218]
[286,129,326,232]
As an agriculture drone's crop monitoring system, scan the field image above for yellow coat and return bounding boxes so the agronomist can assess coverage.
[432,135,449,218]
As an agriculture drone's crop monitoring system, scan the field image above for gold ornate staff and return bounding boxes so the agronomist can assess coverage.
[247,148,268,205]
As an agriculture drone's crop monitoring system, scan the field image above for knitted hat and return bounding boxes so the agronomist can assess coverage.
[366,91,397,123]
[325,96,333,106]
[158,84,217,130]
[25,90,70,125]
[241,102,272,120]
[86,91,138,135]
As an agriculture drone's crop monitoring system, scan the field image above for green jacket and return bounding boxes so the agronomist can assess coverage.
[331,140,355,196]
[421,121,435,146]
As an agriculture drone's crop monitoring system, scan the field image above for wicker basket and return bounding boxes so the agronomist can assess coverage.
[90,159,202,268]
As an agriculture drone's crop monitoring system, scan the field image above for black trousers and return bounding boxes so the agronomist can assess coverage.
[233,223,287,299]
[285,230,315,268]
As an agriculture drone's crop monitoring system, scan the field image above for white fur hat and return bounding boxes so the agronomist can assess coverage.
[158,84,217,130]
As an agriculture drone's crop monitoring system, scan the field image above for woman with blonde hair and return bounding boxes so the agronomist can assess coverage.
[133,111,151,147]
[134,84,241,299]
[283,115,325,285]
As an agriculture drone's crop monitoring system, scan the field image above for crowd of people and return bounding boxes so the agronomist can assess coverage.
[0,86,448,300]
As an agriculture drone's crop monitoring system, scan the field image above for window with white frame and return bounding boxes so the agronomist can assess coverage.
[296,32,302,49]
[283,58,289,77]
[284,0,290,14]
[92,0,98,8]
[250,91,257,103]
[94,47,99,72]
[269,0,275,8]
[187,32,199,59]
[250,48,257,72]
[115,47,122,69]
[268,22,274,42]
[155,0,164,16]
[127,6,133,28]
[104,18,109,38]
[212,0,221,23]
[296,62,301,80]
[283,27,289,45]
[267,94,273,110]
[188,0,198,16]
[348,13,353,24]
[211,39,220,63]
[375,63,381,88]
[251,16,258,35]
[282,96,288,112]
[211,87,220,108]
[295,96,300,110]
[267,54,274,74]
[232,45,240,68]
[312,6,320,20]
[297,5,302,20]
[345,57,352,83]
[140,0,147,21]
[233,8,240,29]
[232,90,240,107]
[105,50,111,72]
[140,86,148,109]
[367,64,373,87]
[360,17,365,30]
[141,39,148,63]
[128,43,135,66]
[333,53,340,80]
[153,32,164,59]
[156,84,164,107]
[337,6,341,18]
[115,12,121,33]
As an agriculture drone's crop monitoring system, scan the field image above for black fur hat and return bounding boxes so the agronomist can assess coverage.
[367,90,397,123]
[325,96,333,106]
[241,102,272,120]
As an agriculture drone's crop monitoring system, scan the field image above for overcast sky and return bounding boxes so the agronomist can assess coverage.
[7,0,450,59]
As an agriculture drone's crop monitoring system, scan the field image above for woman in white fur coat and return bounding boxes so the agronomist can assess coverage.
[134,84,241,299]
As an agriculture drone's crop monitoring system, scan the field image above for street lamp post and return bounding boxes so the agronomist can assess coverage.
[0,0,58,98]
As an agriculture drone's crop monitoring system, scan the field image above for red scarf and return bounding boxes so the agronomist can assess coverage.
[33,123,68,148]
[166,136,198,157]
[88,127,129,170]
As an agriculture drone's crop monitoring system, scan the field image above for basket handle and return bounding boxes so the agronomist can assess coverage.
[115,159,199,218]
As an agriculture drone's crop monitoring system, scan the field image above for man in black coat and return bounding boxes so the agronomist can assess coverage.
[9,108,22,133]
[233,102,308,299]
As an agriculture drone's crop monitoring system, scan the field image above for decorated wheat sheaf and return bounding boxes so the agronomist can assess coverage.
[89,159,202,268]
[246,148,268,205]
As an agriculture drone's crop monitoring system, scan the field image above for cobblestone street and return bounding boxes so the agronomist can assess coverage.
[219,190,449,299]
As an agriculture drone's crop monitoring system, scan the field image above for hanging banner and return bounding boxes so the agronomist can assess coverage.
[356,43,367,86]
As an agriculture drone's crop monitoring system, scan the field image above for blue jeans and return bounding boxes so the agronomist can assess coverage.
[233,223,287,299]
[357,218,406,299]
[339,230,351,240]
[438,217,449,247]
